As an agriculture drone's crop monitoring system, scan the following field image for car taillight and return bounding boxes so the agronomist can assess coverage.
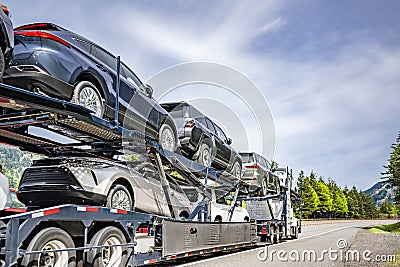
[246,164,259,169]
[0,4,9,16]
[14,23,51,30]
[14,31,71,48]
[185,118,195,128]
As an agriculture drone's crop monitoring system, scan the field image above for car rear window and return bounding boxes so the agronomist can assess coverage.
[240,153,254,163]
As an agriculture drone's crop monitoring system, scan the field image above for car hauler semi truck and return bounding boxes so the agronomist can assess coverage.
[242,167,301,244]
[0,82,259,266]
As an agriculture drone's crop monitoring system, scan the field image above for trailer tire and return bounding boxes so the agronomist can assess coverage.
[86,226,127,267]
[20,227,76,267]
[273,227,280,244]
[291,227,299,239]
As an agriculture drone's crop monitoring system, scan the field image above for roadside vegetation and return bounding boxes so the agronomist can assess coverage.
[0,144,41,188]
[369,222,400,233]
[297,170,381,219]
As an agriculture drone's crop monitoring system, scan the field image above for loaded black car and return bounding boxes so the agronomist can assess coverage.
[0,4,13,78]
[161,102,242,177]
[3,23,177,151]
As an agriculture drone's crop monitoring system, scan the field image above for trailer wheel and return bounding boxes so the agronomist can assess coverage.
[21,227,76,267]
[291,226,299,239]
[86,226,127,267]
[273,227,280,244]
[106,184,133,211]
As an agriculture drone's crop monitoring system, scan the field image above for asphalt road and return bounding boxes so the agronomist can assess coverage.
[175,220,396,267]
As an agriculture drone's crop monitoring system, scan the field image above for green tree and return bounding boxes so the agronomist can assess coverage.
[327,179,348,217]
[345,186,361,218]
[314,178,333,217]
[301,175,320,218]
[383,133,400,202]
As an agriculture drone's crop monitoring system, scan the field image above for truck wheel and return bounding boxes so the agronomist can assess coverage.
[86,226,127,267]
[106,184,133,211]
[21,227,76,267]
[197,143,212,167]
[72,81,104,118]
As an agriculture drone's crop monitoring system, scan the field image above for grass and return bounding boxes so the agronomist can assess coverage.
[369,222,400,233]
[369,222,400,266]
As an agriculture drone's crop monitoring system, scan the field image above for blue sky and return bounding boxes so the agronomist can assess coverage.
[4,0,400,190]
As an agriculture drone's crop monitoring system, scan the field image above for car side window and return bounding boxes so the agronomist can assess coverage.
[121,63,145,92]
[91,45,117,70]
[205,118,216,134]
[195,117,207,127]
[213,123,228,143]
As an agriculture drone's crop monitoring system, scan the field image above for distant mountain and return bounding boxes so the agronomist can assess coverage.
[363,181,397,207]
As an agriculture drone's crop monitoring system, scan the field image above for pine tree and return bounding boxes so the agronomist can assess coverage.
[301,176,320,218]
[314,178,333,217]
[383,133,400,202]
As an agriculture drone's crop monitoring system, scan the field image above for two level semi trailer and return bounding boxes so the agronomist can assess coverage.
[0,81,300,266]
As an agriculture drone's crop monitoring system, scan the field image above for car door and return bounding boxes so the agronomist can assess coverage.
[121,63,161,135]
[132,162,169,215]
[208,120,231,169]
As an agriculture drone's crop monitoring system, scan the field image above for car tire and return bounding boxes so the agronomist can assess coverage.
[106,184,134,211]
[20,227,76,267]
[214,216,222,223]
[0,49,4,79]
[230,161,242,179]
[197,143,212,167]
[86,226,127,267]
[260,178,268,196]
[158,121,177,152]
[72,81,104,118]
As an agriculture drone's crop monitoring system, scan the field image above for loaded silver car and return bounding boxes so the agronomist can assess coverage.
[240,152,279,196]
[17,157,192,218]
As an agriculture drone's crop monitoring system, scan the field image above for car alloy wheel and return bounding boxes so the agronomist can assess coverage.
[158,123,176,152]
[72,81,104,118]
[198,143,212,167]
[107,184,133,211]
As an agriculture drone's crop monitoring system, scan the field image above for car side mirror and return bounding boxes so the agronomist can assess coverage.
[144,84,153,99]
[227,138,232,145]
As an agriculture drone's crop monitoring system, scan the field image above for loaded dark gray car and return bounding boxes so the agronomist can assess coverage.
[3,23,177,151]
[0,4,13,78]
[161,102,242,178]
[240,152,279,196]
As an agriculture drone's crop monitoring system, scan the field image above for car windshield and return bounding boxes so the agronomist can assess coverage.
[240,153,254,163]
